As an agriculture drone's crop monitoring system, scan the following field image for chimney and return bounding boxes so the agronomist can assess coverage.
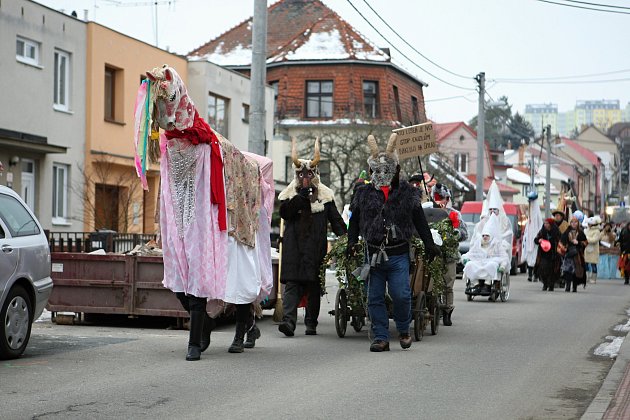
[518,139,526,167]
[507,141,512,151]
[83,9,89,21]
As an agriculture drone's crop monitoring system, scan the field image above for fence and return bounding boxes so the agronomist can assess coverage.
[47,231,157,254]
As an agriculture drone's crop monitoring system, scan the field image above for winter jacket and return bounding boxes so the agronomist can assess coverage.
[279,193,346,284]
[584,226,602,264]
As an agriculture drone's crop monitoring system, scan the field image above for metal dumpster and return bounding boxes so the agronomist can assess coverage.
[48,252,279,319]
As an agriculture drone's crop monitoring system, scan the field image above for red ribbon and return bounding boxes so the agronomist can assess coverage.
[449,211,460,228]
[165,111,227,231]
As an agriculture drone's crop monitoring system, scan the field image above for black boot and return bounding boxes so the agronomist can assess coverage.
[200,313,215,352]
[243,324,261,348]
[186,310,204,361]
[228,322,247,353]
[443,309,453,326]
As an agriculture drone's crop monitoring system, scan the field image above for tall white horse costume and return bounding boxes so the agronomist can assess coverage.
[134,65,273,358]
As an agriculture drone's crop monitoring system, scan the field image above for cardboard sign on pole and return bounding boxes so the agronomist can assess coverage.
[392,122,437,160]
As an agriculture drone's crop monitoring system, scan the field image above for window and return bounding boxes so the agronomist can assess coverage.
[16,36,40,66]
[0,195,40,237]
[241,103,250,123]
[393,85,402,122]
[104,66,116,121]
[208,93,228,137]
[285,156,294,183]
[270,81,279,117]
[411,96,420,124]
[454,153,468,173]
[52,164,68,221]
[306,81,333,118]
[54,50,71,110]
[363,81,379,118]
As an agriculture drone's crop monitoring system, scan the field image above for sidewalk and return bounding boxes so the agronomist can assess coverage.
[582,330,630,419]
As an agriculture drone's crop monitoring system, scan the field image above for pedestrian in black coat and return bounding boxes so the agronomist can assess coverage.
[534,218,561,291]
[277,138,347,336]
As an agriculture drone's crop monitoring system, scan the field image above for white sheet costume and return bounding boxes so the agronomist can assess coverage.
[522,198,543,267]
[462,214,511,282]
[472,180,513,250]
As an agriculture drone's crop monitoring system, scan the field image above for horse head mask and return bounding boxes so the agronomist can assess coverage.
[145,65,195,132]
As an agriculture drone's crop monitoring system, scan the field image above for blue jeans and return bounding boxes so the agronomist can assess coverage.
[367,253,411,342]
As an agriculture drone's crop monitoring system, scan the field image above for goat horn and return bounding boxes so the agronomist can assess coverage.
[310,137,320,167]
[367,135,379,157]
[386,133,398,154]
[291,137,301,168]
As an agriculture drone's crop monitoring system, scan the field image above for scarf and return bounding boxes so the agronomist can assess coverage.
[164,110,226,231]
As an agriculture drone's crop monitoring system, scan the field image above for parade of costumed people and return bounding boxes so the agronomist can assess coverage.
[522,191,543,283]
[534,217,561,291]
[599,222,620,279]
[461,213,512,296]
[277,138,347,337]
[428,183,468,326]
[584,216,602,284]
[348,133,440,352]
[553,210,569,235]
[560,216,588,292]
[134,65,274,360]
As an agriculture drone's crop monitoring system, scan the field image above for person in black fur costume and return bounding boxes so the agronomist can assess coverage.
[348,133,440,352]
[277,138,347,337]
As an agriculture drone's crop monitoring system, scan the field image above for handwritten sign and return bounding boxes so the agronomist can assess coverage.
[392,122,437,159]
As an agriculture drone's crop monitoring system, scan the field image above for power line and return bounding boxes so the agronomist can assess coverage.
[495,68,630,82]
[359,0,471,80]
[494,77,630,84]
[535,0,630,15]
[424,94,477,103]
[345,0,476,91]
[562,0,630,11]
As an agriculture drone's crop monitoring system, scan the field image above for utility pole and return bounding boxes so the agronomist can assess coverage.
[545,125,552,218]
[248,0,267,156]
[475,72,485,201]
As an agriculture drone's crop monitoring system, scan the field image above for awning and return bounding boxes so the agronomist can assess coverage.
[0,128,67,154]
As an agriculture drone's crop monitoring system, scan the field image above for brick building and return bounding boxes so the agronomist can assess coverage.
[189,0,428,199]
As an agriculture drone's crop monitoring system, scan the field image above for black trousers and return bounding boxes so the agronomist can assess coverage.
[175,292,207,312]
[282,281,321,329]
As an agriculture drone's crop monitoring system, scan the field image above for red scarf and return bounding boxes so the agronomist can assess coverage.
[164,111,227,231]
[380,186,390,201]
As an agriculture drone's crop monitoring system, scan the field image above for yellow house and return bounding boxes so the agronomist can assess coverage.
[85,23,187,233]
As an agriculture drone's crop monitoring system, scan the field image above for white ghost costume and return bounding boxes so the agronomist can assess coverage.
[472,180,513,250]
[522,198,542,267]
[461,214,511,282]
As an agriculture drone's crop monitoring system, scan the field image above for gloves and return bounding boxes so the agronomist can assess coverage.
[298,187,310,198]
[427,244,442,261]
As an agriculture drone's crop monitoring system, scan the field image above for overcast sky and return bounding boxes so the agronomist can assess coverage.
[34,0,630,123]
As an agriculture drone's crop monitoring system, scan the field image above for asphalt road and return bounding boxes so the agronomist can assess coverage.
[2,273,630,420]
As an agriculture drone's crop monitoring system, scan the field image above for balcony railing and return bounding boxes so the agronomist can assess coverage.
[47,231,158,254]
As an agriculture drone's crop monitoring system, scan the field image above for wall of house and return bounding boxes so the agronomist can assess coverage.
[187,61,274,154]
[437,126,492,178]
[264,63,426,124]
[0,0,86,231]
[86,22,186,233]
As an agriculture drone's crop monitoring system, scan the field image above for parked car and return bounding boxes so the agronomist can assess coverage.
[459,201,528,275]
[0,185,53,359]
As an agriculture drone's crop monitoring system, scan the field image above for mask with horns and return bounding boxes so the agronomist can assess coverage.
[291,137,321,191]
[367,133,399,188]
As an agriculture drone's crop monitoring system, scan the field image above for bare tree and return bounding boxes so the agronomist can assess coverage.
[71,153,142,233]
[294,124,395,207]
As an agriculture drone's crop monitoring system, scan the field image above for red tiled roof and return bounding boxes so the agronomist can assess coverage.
[188,0,390,65]
[562,137,600,167]
[434,121,476,141]
[465,175,519,194]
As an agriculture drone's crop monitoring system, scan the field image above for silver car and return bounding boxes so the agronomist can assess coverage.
[0,185,53,359]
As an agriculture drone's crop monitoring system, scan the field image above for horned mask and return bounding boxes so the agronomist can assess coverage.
[291,137,321,190]
[367,133,399,188]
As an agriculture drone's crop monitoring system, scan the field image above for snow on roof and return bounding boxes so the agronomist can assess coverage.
[506,168,545,185]
[428,155,473,192]
[190,43,253,66]
[285,30,349,61]
[536,163,570,182]
[277,118,375,126]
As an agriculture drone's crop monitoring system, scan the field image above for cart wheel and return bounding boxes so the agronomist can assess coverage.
[465,279,473,301]
[335,288,348,338]
[500,272,510,302]
[414,292,425,342]
[351,316,365,332]
[430,295,439,335]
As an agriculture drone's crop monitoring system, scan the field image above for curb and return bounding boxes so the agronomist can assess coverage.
[582,330,630,419]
